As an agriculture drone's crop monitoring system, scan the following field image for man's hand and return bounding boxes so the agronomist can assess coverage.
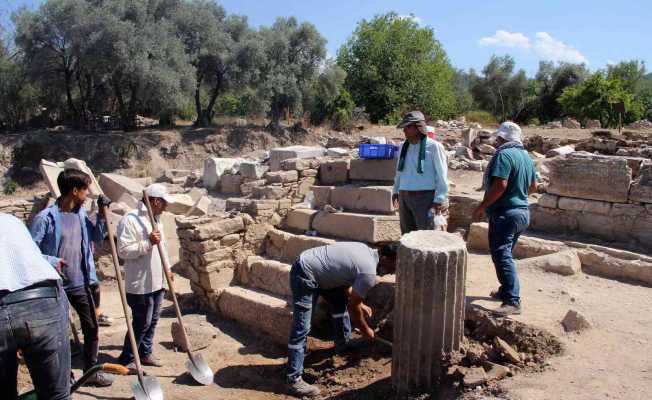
[361,303,373,319]
[55,259,67,275]
[362,326,375,341]
[167,272,175,282]
[149,229,161,245]
[472,204,486,222]
[431,202,448,213]
[392,193,399,209]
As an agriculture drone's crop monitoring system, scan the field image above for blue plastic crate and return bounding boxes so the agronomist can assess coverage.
[358,144,399,159]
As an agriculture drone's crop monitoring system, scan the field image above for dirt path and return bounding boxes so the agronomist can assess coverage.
[47,252,650,400]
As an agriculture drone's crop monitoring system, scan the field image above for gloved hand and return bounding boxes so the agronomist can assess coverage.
[97,194,112,209]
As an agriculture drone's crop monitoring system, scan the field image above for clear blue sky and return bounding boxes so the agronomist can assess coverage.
[2,0,651,76]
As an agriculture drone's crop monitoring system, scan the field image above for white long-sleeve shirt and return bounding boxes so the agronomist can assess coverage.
[116,204,169,294]
[392,138,449,204]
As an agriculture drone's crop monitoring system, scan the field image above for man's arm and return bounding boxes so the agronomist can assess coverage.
[472,178,508,220]
[347,290,375,341]
[30,213,62,267]
[392,152,402,208]
[117,216,152,260]
[432,142,449,206]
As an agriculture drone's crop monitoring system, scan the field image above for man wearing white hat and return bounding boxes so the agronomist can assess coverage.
[116,184,175,367]
[473,122,537,316]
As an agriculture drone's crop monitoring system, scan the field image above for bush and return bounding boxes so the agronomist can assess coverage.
[4,179,18,195]
[525,117,541,126]
[464,110,498,126]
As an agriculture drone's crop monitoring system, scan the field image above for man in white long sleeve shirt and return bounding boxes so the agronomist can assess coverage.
[116,184,174,367]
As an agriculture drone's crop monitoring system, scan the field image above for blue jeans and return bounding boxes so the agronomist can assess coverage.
[118,289,164,365]
[488,208,530,306]
[287,260,352,383]
[0,282,71,400]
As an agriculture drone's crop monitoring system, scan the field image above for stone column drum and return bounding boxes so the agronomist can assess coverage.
[392,230,467,393]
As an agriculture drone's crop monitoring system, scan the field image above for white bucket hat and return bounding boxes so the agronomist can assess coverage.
[495,121,522,143]
[145,183,175,204]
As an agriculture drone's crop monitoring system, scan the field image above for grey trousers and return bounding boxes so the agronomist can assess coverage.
[398,190,436,234]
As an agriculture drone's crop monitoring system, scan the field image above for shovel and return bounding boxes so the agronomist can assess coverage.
[102,204,164,400]
[143,192,214,385]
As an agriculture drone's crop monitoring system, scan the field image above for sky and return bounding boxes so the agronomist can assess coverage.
[2,0,651,76]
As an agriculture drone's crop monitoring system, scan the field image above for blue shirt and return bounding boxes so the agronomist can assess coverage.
[487,147,537,213]
[0,213,61,292]
[30,203,107,289]
[392,137,449,204]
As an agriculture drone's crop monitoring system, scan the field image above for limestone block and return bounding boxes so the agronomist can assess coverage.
[189,217,245,241]
[529,204,579,234]
[220,234,241,247]
[628,161,652,204]
[611,203,645,217]
[280,158,318,171]
[220,174,243,194]
[297,177,317,196]
[171,319,216,352]
[558,197,612,215]
[217,286,293,345]
[264,170,299,184]
[349,158,397,181]
[319,160,349,185]
[202,157,243,190]
[327,147,350,157]
[329,186,394,214]
[285,209,316,231]
[240,179,265,196]
[546,145,575,158]
[462,128,477,147]
[393,231,467,393]
[546,153,632,203]
[269,146,325,171]
[448,194,483,232]
[632,214,652,250]
[312,211,400,243]
[518,250,581,276]
[467,222,565,258]
[576,212,615,241]
[98,173,144,202]
[265,229,335,262]
[236,256,292,297]
[252,185,289,200]
[300,169,318,178]
[577,248,652,285]
[538,194,559,209]
[311,186,333,208]
[198,268,234,291]
[239,162,268,180]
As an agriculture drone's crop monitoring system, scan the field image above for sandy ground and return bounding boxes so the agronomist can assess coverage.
[16,251,650,400]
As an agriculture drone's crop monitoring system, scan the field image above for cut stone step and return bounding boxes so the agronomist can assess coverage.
[349,158,397,182]
[285,209,401,243]
[265,228,336,263]
[236,255,292,297]
[311,185,395,214]
[217,286,292,345]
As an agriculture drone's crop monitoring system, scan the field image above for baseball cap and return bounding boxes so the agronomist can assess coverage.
[397,111,426,129]
[494,121,522,143]
[145,183,175,204]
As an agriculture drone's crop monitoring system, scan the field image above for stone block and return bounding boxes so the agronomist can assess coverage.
[264,170,299,184]
[202,157,243,190]
[329,185,394,214]
[462,128,477,147]
[558,197,611,215]
[448,194,483,232]
[165,193,208,216]
[240,179,265,196]
[327,147,350,157]
[628,161,652,204]
[577,248,652,285]
[198,268,234,291]
[576,212,615,241]
[190,217,245,241]
[349,158,397,182]
[319,160,349,185]
[393,231,467,393]
[284,209,316,231]
[311,211,400,243]
[171,319,215,352]
[518,250,581,276]
[160,212,180,267]
[546,153,632,203]
[297,177,317,196]
[252,185,289,200]
[217,286,293,345]
[98,173,144,202]
[467,222,566,259]
[537,194,559,209]
[561,310,591,332]
[269,146,325,171]
[220,174,243,194]
[265,229,335,263]
[236,256,291,297]
[239,162,268,180]
[546,145,575,158]
[311,186,333,208]
[611,203,645,217]
[529,204,579,234]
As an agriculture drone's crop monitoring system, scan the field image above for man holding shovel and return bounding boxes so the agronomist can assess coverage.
[30,169,114,387]
[116,184,174,368]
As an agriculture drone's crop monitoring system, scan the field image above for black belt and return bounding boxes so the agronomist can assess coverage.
[400,190,435,196]
[0,283,58,306]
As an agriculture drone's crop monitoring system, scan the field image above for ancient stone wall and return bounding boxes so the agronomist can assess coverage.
[0,195,49,224]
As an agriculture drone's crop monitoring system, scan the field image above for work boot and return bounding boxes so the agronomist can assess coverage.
[97,313,113,327]
[492,303,522,316]
[140,354,163,367]
[84,371,114,387]
[287,377,320,398]
[334,338,368,354]
[489,289,503,301]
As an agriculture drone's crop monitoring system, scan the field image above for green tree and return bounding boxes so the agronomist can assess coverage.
[306,62,353,129]
[0,40,39,130]
[337,12,455,123]
[256,17,326,129]
[534,61,588,122]
[559,72,636,127]
[607,60,647,94]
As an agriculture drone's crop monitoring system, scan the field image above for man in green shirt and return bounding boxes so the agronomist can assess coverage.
[473,122,537,316]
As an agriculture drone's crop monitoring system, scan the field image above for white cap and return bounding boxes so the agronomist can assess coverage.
[145,183,175,204]
[495,121,522,143]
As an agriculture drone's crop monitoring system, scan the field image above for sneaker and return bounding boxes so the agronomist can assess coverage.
[334,338,368,354]
[124,362,138,375]
[287,377,320,398]
[97,314,113,327]
[492,303,522,316]
[84,371,114,387]
[140,354,163,367]
[489,289,503,301]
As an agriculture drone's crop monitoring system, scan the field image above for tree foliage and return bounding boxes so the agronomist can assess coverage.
[337,12,456,123]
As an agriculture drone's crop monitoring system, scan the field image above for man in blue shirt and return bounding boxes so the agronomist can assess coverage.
[1,213,71,400]
[392,111,449,234]
[31,169,113,387]
[473,122,538,316]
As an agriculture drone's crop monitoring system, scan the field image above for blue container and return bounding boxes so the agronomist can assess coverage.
[358,144,399,159]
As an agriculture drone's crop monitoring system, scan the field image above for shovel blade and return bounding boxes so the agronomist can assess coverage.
[185,354,214,386]
[132,376,164,400]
